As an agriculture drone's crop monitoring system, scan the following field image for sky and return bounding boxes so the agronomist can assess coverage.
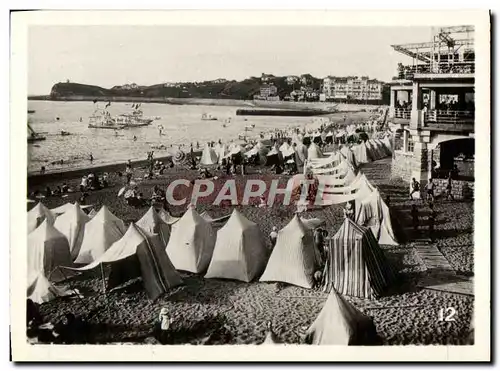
[28,26,435,95]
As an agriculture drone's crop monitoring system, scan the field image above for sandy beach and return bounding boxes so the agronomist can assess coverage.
[27,156,474,345]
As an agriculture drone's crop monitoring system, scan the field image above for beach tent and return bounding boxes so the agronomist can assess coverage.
[351,142,371,164]
[165,207,216,274]
[136,206,171,247]
[323,218,396,299]
[214,143,227,163]
[205,209,268,282]
[355,189,398,246]
[53,202,90,260]
[305,289,379,345]
[27,273,75,304]
[158,208,181,225]
[340,146,357,169]
[28,220,73,282]
[307,142,323,160]
[74,205,127,265]
[75,224,183,300]
[294,142,307,165]
[50,202,94,216]
[375,139,392,157]
[28,202,55,234]
[266,147,281,167]
[200,144,218,166]
[260,215,322,289]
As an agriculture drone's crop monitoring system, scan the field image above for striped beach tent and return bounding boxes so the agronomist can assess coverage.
[323,218,396,299]
[74,224,182,300]
[305,289,379,345]
[260,215,322,289]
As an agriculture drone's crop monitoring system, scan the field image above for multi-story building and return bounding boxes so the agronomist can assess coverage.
[256,84,278,100]
[322,76,383,102]
[388,25,475,199]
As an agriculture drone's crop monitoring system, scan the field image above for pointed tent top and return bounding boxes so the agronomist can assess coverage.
[60,202,90,221]
[120,222,151,245]
[335,217,368,239]
[137,206,165,228]
[92,205,122,223]
[180,207,206,225]
[29,219,65,240]
[226,209,256,230]
[282,214,308,234]
[29,202,54,219]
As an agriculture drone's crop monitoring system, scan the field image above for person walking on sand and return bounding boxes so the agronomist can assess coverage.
[89,153,93,164]
[154,308,173,345]
[125,163,133,184]
[411,204,419,232]
[410,178,420,200]
[426,178,435,202]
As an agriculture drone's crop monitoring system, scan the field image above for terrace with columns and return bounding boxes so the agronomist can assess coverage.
[387,26,475,200]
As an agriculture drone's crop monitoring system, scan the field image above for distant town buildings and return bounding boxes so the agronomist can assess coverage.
[255,83,279,101]
[322,76,384,102]
[286,75,300,85]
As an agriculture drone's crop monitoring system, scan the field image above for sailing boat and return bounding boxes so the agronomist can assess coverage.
[27,122,46,143]
[119,103,153,127]
[88,109,125,129]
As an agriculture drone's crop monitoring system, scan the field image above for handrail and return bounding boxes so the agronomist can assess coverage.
[397,61,475,79]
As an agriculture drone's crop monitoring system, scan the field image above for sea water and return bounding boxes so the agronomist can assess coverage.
[27,101,333,173]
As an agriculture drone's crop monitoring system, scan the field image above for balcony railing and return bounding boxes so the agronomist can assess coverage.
[394,108,411,119]
[396,61,475,79]
[424,109,474,130]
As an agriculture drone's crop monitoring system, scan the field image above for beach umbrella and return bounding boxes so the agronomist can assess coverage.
[173,150,186,165]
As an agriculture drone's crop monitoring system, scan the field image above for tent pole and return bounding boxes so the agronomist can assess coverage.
[100,263,106,294]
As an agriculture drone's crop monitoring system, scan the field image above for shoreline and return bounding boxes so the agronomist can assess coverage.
[28,96,386,112]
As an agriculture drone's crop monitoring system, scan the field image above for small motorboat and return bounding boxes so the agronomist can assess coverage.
[61,130,71,136]
[201,113,218,121]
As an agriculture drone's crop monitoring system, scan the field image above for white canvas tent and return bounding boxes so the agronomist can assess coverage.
[307,142,323,160]
[27,273,75,304]
[74,205,127,265]
[200,144,219,166]
[205,209,268,282]
[136,206,171,247]
[53,202,90,260]
[51,202,94,216]
[74,224,183,300]
[166,207,216,273]
[158,208,181,225]
[355,189,398,246]
[352,142,371,164]
[28,202,55,234]
[305,289,378,345]
[260,215,322,289]
[28,220,73,282]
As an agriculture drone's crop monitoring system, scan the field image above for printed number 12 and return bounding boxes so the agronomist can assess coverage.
[438,307,456,322]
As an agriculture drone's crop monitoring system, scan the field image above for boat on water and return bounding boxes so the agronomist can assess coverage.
[201,113,218,121]
[88,110,126,130]
[27,122,46,143]
[28,110,35,114]
[118,103,154,127]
